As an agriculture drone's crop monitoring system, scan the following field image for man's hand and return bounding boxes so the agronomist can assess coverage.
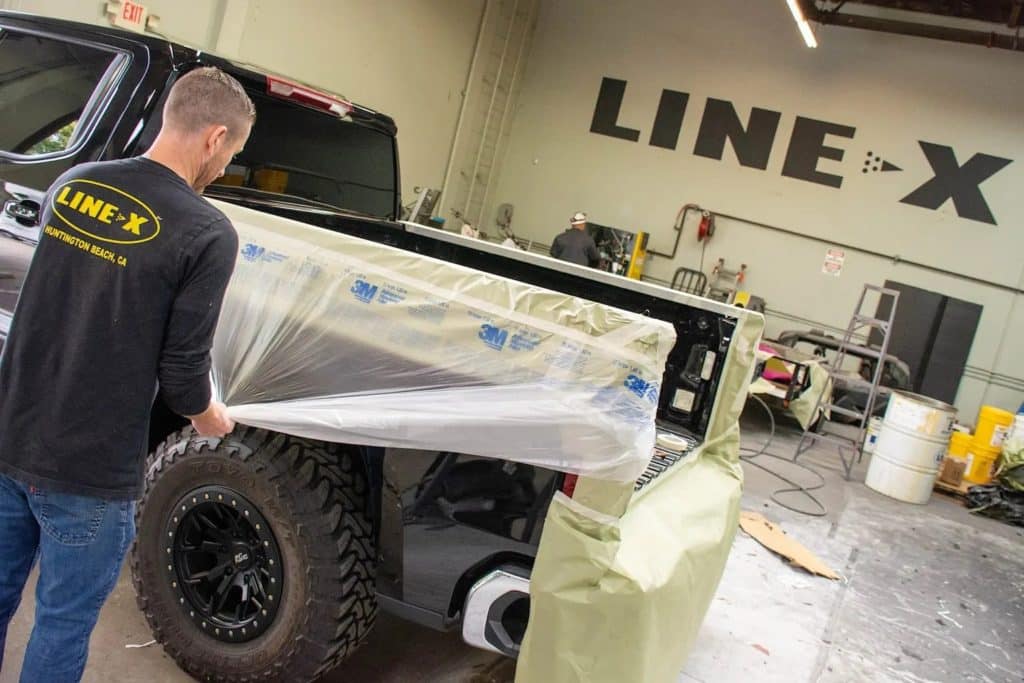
[187,401,235,437]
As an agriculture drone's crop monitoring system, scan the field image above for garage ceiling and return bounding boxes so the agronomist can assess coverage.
[802,0,1024,50]
[850,1,1021,25]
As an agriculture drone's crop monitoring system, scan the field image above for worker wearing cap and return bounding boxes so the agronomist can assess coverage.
[550,211,599,267]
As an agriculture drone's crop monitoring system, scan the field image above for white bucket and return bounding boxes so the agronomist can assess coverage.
[882,390,957,438]
[1007,413,1024,443]
[862,416,883,455]
[865,391,957,504]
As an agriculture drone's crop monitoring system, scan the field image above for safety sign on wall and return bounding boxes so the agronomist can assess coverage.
[106,1,156,33]
[822,248,845,277]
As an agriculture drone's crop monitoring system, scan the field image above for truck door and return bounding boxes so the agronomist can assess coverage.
[0,21,151,351]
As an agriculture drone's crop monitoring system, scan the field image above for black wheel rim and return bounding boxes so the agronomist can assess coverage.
[166,486,283,643]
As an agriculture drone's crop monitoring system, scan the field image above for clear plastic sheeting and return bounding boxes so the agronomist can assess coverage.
[208,200,677,481]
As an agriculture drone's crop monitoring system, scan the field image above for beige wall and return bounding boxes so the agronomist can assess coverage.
[2,0,487,197]
[0,0,226,47]
[438,0,540,230]
[484,0,1024,420]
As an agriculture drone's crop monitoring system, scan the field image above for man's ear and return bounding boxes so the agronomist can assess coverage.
[207,124,229,153]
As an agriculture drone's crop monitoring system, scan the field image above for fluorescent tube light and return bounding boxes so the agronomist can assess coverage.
[786,0,819,47]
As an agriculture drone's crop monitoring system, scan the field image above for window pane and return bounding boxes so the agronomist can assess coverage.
[0,30,114,155]
[213,92,397,218]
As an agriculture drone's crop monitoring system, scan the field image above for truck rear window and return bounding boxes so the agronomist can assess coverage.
[0,29,115,156]
[211,91,397,219]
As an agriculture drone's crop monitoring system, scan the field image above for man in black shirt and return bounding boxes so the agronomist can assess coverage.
[550,211,600,267]
[0,67,253,681]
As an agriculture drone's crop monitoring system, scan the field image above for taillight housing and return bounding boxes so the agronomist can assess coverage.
[561,473,578,498]
[266,75,353,118]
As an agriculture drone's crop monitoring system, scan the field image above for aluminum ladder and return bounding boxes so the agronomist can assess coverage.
[793,284,900,479]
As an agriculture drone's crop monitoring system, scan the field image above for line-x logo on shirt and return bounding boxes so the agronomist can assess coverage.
[51,179,160,245]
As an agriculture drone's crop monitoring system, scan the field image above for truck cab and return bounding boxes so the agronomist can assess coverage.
[0,13,400,352]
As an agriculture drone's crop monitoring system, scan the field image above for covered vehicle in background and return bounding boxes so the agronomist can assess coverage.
[0,12,763,682]
[775,327,912,421]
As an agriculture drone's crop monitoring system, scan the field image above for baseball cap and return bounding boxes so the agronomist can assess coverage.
[570,211,587,225]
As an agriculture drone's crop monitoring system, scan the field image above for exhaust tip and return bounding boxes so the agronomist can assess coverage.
[461,567,530,657]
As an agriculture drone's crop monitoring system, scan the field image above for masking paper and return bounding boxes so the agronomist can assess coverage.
[515,307,764,683]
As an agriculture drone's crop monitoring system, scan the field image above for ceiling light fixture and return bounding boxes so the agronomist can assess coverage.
[786,0,819,47]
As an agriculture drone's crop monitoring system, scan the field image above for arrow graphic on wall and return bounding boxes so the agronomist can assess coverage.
[863,151,901,173]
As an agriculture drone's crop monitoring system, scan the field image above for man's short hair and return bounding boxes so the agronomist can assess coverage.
[163,67,256,139]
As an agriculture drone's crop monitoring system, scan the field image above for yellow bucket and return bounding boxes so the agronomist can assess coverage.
[963,445,1000,485]
[948,430,972,459]
[974,405,1014,450]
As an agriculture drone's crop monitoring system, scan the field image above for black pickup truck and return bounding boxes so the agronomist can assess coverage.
[0,12,751,682]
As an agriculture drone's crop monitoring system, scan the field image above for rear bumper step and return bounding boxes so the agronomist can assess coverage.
[461,567,531,657]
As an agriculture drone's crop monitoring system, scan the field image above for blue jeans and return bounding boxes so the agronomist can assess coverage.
[0,473,136,682]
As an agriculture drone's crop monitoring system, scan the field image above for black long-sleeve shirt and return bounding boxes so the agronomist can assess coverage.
[0,157,237,499]
[550,228,599,267]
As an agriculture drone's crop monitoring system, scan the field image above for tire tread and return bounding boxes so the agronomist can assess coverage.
[130,427,377,682]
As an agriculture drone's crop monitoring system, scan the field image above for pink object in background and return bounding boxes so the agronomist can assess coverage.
[758,343,794,382]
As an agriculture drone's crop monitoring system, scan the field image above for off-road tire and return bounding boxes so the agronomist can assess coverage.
[131,426,376,682]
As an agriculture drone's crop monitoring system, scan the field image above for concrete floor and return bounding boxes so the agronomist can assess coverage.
[3,408,1022,683]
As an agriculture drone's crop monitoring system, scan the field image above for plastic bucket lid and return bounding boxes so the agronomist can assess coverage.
[979,405,1014,423]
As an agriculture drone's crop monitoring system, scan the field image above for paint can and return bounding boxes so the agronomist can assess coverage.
[973,405,1014,450]
[865,391,957,505]
[947,429,972,460]
[861,416,883,455]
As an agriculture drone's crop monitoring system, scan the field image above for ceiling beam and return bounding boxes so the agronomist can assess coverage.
[804,1,1024,51]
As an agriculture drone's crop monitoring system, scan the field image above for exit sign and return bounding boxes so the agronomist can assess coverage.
[106,1,149,33]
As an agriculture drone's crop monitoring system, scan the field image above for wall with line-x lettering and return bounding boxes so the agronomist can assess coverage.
[484,0,1024,418]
